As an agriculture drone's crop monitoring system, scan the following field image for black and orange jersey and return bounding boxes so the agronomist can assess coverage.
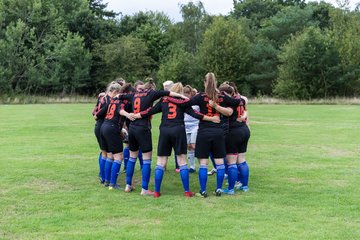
[140,96,204,127]
[93,95,111,121]
[103,97,125,129]
[173,92,240,130]
[119,89,170,127]
[229,96,247,129]
[120,99,132,130]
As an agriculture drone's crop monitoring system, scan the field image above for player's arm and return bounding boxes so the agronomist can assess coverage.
[119,103,136,121]
[134,100,162,119]
[185,107,220,123]
[209,100,233,116]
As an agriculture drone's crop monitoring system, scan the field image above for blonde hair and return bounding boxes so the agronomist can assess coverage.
[205,72,218,102]
[143,78,156,90]
[107,81,122,93]
[184,85,196,97]
[170,82,183,94]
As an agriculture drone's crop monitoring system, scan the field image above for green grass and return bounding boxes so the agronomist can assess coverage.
[0,104,359,239]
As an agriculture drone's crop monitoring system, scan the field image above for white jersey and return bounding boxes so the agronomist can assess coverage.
[184,105,200,133]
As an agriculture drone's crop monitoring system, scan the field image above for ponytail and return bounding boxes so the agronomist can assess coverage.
[205,72,218,102]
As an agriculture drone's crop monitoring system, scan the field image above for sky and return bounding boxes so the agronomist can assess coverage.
[105,0,358,22]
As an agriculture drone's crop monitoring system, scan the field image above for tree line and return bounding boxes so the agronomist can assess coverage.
[0,0,359,99]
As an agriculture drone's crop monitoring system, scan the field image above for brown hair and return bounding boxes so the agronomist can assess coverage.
[143,78,156,90]
[120,83,135,94]
[184,85,196,97]
[228,82,239,95]
[219,82,235,96]
[134,80,144,91]
[107,81,122,93]
[204,72,218,102]
[115,77,125,86]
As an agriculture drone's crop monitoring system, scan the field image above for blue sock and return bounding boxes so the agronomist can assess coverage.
[142,159,151,190]
[98,152,102,176]
[100,156,106,182]
[209,153,216,168]
[175,155,179,169]
[224,158,228,175]
[123,147,129,170]
[228,164,238,190]
[126,157,136,185]
[238,161,249,187]
[104,158,113,182]
[154,164,165,193]
[179,164,189,192]
[199,165,208,193]
[216,163,225,190]
[138,149,144,169]
[110,160,121,185]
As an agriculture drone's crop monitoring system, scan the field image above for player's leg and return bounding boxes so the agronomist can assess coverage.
[138,128,154,195]
[211,130,227,196]
[154,156,167,198]
[125,126,139,192]
[195,130,211,197]
[108,131,123,190]
[236,126,251,192]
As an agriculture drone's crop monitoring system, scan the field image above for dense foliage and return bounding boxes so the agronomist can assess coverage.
[0,0,359,98]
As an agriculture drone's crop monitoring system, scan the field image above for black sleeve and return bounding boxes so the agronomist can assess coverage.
[185,107,204,120]
[152,90,170,102]
[118,93,134,101]
[140,100,162,118]
[222,94,241,107]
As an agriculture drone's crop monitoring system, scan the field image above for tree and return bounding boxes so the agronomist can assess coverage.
[198,17,252,93]
[274,27,341,99]
[95,36,154,83]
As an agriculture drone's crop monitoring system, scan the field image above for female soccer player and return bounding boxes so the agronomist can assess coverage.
[93,87,112,184]
[100,82,134,190]
[118,79,189,196]
[183,85,199,173]
[135,83,220,198]
[168,73,241,197]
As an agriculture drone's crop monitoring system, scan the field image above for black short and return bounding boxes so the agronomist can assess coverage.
[226,125,250,154]
[100,123,123,154]
[94,120,104,149]
[157,125,187,156]
[128,125,152,153]
[195,127,226,159]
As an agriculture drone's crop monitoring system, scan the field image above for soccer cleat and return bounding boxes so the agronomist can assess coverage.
[154,191,161,198]
[234,181,242,188]
[215,189,223,197]
[237,186,249,192]
[109,184,121,191]
[184,191,195,197]
[104,181,110,187]
[223,189,235,195]
[196,191,208,198]
[207,168,217,175]
[189,168,196,173]
[125,184,135,193]
[140,189,154,196]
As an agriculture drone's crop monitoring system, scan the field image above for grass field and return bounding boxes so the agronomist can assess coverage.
[0,104,359,239]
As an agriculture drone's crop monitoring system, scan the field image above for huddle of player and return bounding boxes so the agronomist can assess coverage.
[92,72,250,198]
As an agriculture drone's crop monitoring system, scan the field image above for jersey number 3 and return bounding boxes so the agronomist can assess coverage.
[168,103,177,119]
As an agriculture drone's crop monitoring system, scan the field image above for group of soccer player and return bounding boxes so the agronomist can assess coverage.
[92,72,250,198]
